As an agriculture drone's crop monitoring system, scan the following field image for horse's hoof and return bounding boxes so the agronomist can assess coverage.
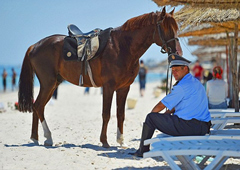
[102,142,110,148]
[44,140,53,146]
[30,138,39,145]
[120,143,128,149]
[117,138,128,149]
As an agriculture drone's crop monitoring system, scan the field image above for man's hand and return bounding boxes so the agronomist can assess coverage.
[164,108,175,114]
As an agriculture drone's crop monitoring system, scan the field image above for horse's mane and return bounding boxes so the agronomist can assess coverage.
[121,12,178,33]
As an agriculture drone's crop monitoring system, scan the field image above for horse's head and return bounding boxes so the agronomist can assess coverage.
[153,7,182,56]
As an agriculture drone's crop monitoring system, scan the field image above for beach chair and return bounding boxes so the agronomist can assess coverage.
[211,117,240,130]
[144,117,240,145]
[210,111,240,118]
[209,108,235,113]
[143,135,240,170]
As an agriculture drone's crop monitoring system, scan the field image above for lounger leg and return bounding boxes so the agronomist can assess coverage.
[161,152,181,170]
[177,155,200,170]
[205,155,228,170]
[199,156,210,167]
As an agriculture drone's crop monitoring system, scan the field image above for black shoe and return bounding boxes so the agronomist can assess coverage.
[128,149,143,157]
[129,123,154,158]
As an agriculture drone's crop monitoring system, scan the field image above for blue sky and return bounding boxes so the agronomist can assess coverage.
[0,0,197,66]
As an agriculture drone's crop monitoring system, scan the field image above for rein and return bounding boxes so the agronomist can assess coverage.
[156,20,179,54]
[166,62,173,95]
[154,18,178,95]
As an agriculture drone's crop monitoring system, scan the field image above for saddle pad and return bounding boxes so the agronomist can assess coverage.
[63,36,78,61]
[93,27,112,59]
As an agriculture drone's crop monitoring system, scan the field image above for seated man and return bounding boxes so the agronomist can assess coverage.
[130,54,211,157]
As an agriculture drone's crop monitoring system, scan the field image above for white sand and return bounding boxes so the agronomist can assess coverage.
[0,82,239,170]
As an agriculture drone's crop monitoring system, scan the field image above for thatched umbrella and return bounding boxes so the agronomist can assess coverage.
[192,46,232,60]
[152,0,240,9]
[178,23,237,37]
[174,6,240,32]
[188,32,240,46]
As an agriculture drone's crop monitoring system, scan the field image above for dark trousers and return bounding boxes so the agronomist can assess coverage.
[145,112,211,136]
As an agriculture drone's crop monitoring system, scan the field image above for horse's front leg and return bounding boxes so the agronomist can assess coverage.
[100,85,114,148]
[116,86,130,148]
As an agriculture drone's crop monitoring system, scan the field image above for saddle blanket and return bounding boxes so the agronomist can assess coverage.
[63,27,112,61]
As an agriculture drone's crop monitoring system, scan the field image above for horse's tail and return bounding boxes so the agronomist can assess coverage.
[18,45,35,112]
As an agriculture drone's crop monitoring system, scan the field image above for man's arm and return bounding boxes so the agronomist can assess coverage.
[151,101,166,113]
[151,101,175,114]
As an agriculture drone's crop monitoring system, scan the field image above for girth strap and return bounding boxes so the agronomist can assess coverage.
[78,61,97,87]
[86,62,97,87]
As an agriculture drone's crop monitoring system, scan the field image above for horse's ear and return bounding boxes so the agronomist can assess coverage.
[161,6,166,17]
[169,8,175,16]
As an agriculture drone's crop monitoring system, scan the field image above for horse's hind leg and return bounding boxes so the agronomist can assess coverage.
[31,112,39,145]
[32,82,57,146]
[116,86,130,148]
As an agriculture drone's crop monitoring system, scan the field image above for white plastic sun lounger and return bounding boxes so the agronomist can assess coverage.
[209,108,235,113]
[143,136,240,170]
[211,117,240,130]
[210,111,240,118]
[144,117,240,146]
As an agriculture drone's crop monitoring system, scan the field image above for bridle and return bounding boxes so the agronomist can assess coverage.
[153,18,179,95]
[153,18,179,55]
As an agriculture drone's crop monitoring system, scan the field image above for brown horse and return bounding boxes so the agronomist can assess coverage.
[18,7,182,148]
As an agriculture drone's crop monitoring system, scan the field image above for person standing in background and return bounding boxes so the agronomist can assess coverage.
[192,60,203,81]
[2,69,7,92]
[138,60,148,97]
[206,66,228,109]
[203,69,213,89]
[52,87,58,99]
[84,87,90,95]
[12,68,17,91]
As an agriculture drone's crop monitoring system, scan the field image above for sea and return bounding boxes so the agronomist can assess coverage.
[0,65,167,92]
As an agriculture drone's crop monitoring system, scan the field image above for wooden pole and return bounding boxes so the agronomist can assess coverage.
[226,45,230,98]
[233,22,239,112]
[227,32,234,107]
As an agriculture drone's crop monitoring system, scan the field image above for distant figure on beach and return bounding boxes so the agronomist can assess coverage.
[84,87,90,95]
[52,87,58,99]
[203,69,213,89]
[192,60,203,81]
[12,68,17,91]
[2,69,7,92]
[206,66,228,109]
[130,54,211,157]
[138,60,148,97]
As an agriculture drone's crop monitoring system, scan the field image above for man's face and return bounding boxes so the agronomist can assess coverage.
[171,66,187,81]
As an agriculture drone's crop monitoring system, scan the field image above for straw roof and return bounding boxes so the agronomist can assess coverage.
[192,46,240,62]
[152,0,240,9]
[178,23,238,37]
[193,46,240,56]
[174,6,240,31]
[188,32,240,46]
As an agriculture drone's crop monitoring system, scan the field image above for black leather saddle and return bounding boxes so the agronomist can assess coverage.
[68,24,101,38]
[63,25,112,61]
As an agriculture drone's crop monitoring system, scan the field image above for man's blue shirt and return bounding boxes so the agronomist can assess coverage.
[161,73,211,122]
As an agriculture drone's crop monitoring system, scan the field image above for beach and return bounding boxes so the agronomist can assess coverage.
[0,82,240,170]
